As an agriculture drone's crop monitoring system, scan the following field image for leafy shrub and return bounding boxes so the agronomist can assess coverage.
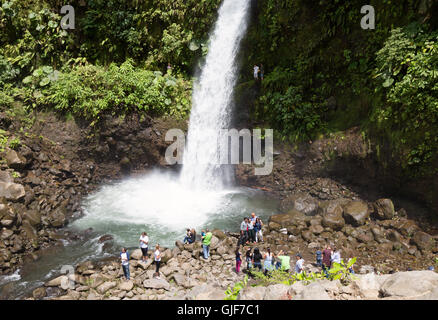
[36,59,192,123]
[224,275,248,300]
[258,80,323,141]
[373,25,438,174]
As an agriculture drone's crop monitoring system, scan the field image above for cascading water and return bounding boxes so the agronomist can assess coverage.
[180,0,252,190]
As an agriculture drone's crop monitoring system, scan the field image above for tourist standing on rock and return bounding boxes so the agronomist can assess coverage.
[252,248,263,271]
[120,247,130,281]
[263,248,275,275]
[295,253,304,274]
[260,64,264,81]
[254,217,263,243]
[240,218,249,245]
[247,217,256,243]
[316,247,322,267]
[245,247,253,270]
[331,246,341,265]
[322,245,332,276]
[202,229,212,259]
[139,232,149,262]
[154,244,162,277]
[235,246,242,273]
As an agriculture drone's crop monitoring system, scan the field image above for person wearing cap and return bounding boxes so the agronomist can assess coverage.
[295,253,304,274]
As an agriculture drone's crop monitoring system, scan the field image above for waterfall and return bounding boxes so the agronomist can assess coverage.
[74,0,277,244]
[180,0,252,190]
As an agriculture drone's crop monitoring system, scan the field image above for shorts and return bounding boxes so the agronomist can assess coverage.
[141,247,148,256]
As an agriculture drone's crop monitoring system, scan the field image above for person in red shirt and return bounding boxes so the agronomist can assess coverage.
[322,245,332,277]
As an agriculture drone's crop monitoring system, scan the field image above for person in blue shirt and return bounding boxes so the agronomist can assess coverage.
[120,247,130,281]
[316,248,322,267]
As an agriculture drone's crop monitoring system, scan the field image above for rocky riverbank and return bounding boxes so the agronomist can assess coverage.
[0,111,183,276]
[30,224,438,301]
[30,195,438,300]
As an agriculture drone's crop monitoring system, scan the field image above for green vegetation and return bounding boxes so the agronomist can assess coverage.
[36,60,192,124]
[224,275,248,300]
[1,0,437,203]
[224,259,357,300]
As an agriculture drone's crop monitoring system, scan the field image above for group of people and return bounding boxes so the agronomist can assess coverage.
[234,246,305,275]
[239,213,264,245]
[118,226,353,283]
[253,64,264,81]
[315,244,355,276]
[119,232,163,281]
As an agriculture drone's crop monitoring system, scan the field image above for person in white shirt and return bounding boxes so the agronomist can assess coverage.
[139,232,149,262]
[120,247,130,281]
[253,65,260,80]
[331,247,341,265]
[154,244,162,278]
[295,253,304,274]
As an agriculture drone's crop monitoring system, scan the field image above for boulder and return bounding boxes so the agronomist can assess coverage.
[0,181,25,201]
[130,249,143,260]
[373,199,395,220]
[96,281,117,294]
[293,282,331,300]
[118,280,134,291]
[32,287,47,300]
[352,273,381,299]
[269,210,306,228]
[24,210,41,227]
[212,229,227,240]
[280,193,319,216]
[48,208,66,228]
[45,275,68,287]
[175,240,184,251]
[239,286,267,300]
[263,284,290,300]
[380,271,438,298]
[321,202,345,231]
[343,201,369,226]
[143,278,170,291]
[411,231,435,251]
[5,150,26,169]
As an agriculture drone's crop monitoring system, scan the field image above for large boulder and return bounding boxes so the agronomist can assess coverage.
[269,210,306,228]
[239,286,267,300]
[343,201,369,226]
[5,150,26,170]
[143,278,170,291]
[48,207,66,228]
[96,281,117,294]
[380,271,438,298]
[411,231,435,251]
[293,282,331,300]
[24,210,41,227]
[352,273,381,299]
[373,199,395,220]
[0,181,25,201]
[263,284,290,300]
[320,201,345,231]
[118,280,134,291]
[280,193,319,216]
